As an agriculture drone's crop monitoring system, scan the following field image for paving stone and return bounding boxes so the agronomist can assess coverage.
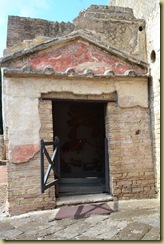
[14,234,38,240]
[136,213,160,229]
[17,220,45,231]
[16,220,51,237]
[97,228,123,240]
[30,212,55,224]
[141,227,160,240]
[0,199,160,241]
[44,234,67,240]
[51,220,92,240]
[43,234,59,240]
[9,217,31,228]
[83,214,109,226]
[80,219,128,240]
[54,218,78,227]
[0,233,7,240]
[111,222,151,240]
[37,222,66,238]
[2,228,23,240]
[72,235,103,240]
[0,221,15,231]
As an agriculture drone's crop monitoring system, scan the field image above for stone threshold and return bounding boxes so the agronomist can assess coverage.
[56,193,113,207]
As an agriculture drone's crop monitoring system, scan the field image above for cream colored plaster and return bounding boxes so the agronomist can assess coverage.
[2,75,148,161]
[4,77,116,97]
[115,79,148,108]
[4,36,50,56]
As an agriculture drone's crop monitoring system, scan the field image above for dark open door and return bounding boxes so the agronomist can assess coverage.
[40,136,60,193]
[52,101,108,196]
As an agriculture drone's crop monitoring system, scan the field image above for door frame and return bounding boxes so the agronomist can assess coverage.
[40,97,113,196]
[52,99,110,196]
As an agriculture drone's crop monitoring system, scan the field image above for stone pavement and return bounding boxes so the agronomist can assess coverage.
[0,198,160,240]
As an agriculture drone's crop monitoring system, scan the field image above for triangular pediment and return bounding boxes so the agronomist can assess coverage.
[1,31,148,75]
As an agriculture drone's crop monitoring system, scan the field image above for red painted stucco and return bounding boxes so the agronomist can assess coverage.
[13,40,146,75]
[11,144,40,163]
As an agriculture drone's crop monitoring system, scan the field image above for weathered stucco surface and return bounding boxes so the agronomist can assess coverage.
[116,79,148,108]
[74,5,147,62]
[3,74,148,163]
[0,4,156,215]
[1,36,147,75]
[3,5,147,64]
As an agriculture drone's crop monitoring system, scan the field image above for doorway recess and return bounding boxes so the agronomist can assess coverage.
[52,101,108,196]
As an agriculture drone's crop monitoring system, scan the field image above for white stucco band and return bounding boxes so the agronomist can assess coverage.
[2,74,148,162]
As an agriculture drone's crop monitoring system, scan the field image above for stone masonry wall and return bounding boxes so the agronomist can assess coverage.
[5,6,147,63]
[107,103,156,199]
[110,0,160,197]
[74,5,147,62]
[6,16,74,49]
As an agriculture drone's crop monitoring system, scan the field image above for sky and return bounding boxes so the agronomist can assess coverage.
[0,0,109,58]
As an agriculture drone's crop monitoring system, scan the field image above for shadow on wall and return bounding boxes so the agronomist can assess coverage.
[0,70,3,134]
[0,70,4,160]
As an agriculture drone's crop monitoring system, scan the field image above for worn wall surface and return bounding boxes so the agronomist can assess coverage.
[107,104,155,199]
[3,75,149,164]
[2,39,147,75]
[6,16,74,50]
[0,4,157,215]
[5,5,147,63]
[110,0,160,197]
[0,135,4,160]
[74,5,147,62]
[2,72,155,214]
[6,99,55,215]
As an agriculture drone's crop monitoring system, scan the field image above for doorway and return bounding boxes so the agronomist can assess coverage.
[52,101,108,196]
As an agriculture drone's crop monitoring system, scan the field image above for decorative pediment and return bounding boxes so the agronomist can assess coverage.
[1,31,148,75]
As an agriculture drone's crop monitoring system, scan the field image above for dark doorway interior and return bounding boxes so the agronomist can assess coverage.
[52,101,107,196]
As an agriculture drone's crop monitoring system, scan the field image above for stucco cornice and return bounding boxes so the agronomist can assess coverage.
[3,67,149,81]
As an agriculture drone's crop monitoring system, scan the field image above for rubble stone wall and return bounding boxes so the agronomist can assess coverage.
[6,16,74,49]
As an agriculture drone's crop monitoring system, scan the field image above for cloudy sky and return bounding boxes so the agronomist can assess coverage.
[0,0,108,57]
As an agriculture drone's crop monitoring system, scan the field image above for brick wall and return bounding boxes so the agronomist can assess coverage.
[4,77,156,215]
[0,135,4,160]
[39,99,53,141]
[107,103,156,199]
[110,0,160,197]
[39,99,56,194]
[7,154,56,215]
[7,99,56,215]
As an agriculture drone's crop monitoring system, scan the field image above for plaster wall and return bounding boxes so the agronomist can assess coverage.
[2,75,148,163]
[2,73,156,215]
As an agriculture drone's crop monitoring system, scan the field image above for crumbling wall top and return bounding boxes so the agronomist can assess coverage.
[4,5,147,63]
[74,5,135,21]
[6,15,75,49]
